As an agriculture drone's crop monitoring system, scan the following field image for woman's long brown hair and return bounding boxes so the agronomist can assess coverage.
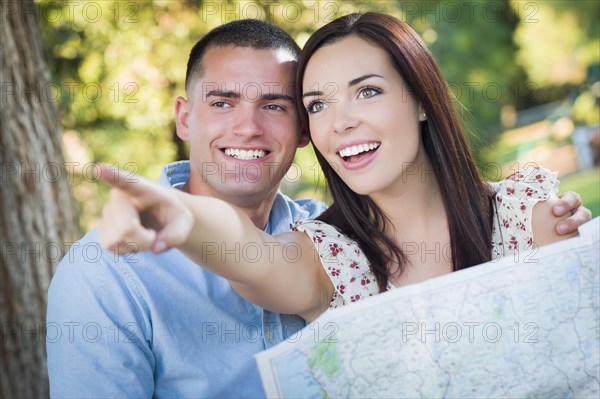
[296,12,494,291]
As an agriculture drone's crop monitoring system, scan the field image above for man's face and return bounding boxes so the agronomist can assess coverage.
[175,46,307,206]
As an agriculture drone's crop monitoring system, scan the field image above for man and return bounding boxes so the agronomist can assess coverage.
[46,19,590,398]
[47,20,323,398]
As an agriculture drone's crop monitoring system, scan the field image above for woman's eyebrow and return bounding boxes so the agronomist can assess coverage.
[348,74,383,87]
[302,90,322,99]
[303,74,384,99]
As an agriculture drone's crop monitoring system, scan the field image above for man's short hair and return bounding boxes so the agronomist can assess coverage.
[185,19,301,90]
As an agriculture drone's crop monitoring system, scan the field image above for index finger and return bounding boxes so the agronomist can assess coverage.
[95,163,161,205]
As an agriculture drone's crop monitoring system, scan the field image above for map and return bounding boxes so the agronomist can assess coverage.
[256,218,600,398]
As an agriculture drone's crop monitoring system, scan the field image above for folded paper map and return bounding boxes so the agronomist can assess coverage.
[257,218,600,398]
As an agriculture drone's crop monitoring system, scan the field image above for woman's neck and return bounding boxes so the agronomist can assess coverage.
[370,157,446,241]
[370,158,453,287]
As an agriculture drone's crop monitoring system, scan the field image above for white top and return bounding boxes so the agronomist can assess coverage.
[293,167,559,308]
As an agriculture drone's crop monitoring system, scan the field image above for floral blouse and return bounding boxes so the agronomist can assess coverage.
[292,167,559,308]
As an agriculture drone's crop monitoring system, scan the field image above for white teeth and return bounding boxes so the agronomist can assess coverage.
[338,143,380,158]
[224,148,268,160]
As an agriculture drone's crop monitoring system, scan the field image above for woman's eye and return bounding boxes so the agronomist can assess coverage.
[307,101,327,114]
[358,87,380,99]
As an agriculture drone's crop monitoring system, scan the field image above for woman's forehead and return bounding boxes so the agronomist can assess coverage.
[303,37,396,88]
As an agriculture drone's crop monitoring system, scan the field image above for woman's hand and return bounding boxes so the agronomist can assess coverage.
[554,191,593,235]
[95,164,193,254]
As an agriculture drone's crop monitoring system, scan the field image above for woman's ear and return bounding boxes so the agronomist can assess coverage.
[418,105,427,122]
[175,96,191,141]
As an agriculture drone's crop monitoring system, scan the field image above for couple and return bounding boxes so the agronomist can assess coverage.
[48,13,591,397]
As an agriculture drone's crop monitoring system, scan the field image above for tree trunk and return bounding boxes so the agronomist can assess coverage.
[0,0,81,396]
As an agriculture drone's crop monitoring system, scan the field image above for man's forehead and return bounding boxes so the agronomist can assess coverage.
[203,45,296,71]
[195,46,296,94]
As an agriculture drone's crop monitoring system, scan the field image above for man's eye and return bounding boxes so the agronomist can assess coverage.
[306,101,327,114]
[266,104,285,111]
[213,101,231,108]
[358,87,381,99]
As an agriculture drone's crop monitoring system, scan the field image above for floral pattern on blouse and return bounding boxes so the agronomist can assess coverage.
[292,167,558,308]
[491,167,558,258]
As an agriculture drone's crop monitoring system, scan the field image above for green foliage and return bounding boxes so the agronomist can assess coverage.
[36,0,598,229]
[38,0,209,228]
[423,0,522,147]
[514,0,599,88]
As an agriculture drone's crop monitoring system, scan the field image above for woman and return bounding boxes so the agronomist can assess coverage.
[97,12,577,322]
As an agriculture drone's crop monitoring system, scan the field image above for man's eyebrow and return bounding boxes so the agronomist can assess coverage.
[262,93,295,103]
[205,91,294,103]
[205,90,240,99]
[303,74,384,98]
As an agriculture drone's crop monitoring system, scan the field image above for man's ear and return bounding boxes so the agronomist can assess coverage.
[298,126,310,148]
[175,96,191,141]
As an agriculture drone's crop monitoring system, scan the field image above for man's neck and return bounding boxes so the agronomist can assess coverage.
[232,198,276,230]
[179,180,276,230]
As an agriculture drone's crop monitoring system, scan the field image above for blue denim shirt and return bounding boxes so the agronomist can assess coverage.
[47,161,327,398]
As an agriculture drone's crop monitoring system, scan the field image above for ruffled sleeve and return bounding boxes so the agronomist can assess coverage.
[491,166,559,258]
[292,220,380,308]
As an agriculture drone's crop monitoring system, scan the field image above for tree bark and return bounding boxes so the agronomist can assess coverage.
[0,0,81,396]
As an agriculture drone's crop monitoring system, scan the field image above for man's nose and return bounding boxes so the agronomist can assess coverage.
[232,105,263,138]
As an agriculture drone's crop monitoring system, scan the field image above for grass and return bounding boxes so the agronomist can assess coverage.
[559,168,600,218]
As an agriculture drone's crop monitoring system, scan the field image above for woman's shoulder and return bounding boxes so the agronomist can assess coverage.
[292,220,367,270]
[293,220,350,244]
[491,165,561,256]
[494,165,558,201]
[292,220,379,306]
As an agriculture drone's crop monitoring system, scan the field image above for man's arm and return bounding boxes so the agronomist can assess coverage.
[47,233,154,397]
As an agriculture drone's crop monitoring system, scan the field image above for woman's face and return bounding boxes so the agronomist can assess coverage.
[302,35,427,196]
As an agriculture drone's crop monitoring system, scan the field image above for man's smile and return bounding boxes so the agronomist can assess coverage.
[222,148,270,160]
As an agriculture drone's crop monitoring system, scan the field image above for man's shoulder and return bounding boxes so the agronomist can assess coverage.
[266,192,328,234]
[55,229,112,271]
[274,192,328,222]
[158,160,190,187]
[50,228,183,300]
[56,229,141,272]
[51,229,134,304]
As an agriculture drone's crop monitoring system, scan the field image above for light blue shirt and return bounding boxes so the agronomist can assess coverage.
[47,161,327,398]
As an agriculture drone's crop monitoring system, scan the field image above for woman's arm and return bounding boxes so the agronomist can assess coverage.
[488,182,591,235]
[176,193,333,321]
[95,165,332,321]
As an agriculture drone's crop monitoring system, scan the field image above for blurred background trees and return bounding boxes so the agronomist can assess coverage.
[1,0,80,396]
[35,0,600,229]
